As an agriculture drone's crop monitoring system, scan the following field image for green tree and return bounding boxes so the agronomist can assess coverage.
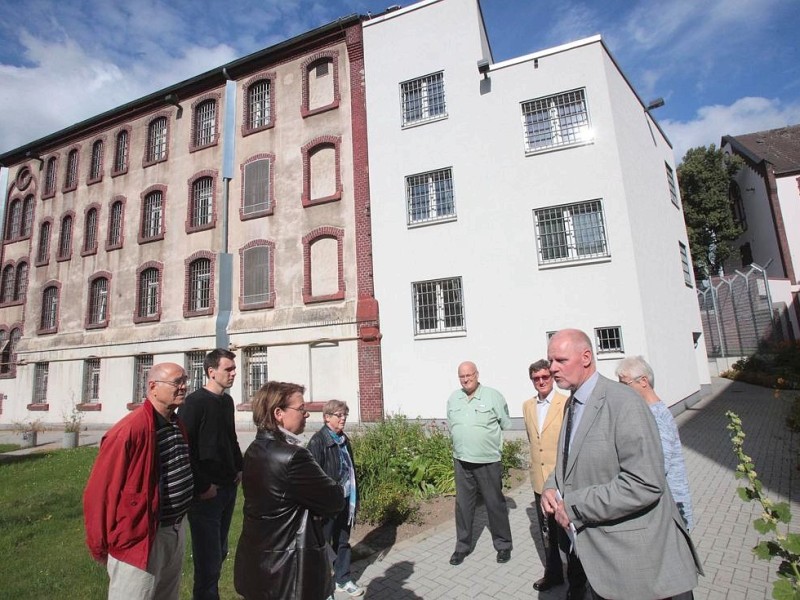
[677,144,743,279]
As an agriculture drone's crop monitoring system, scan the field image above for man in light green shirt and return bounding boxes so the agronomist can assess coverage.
[447,361,513,567]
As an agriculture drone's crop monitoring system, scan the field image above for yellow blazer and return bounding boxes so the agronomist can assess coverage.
[522,390,568,494]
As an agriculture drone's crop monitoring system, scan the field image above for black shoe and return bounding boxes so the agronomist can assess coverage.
[496,549,511,563]
[533,576,564,591]
[449,551,468,566]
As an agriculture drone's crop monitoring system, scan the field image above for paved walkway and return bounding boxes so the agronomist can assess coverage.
[345,378,798,599]
[1,377,795,598]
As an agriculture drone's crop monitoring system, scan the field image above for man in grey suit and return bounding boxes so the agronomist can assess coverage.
[541,329,702,599]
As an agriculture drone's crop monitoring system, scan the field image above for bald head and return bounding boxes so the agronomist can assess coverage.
[457,361,480,396]
[547,329,596,391]
[146,362,188,417]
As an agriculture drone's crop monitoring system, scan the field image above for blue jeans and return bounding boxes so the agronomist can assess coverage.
[324,508,353,585]
[187,484,237,600]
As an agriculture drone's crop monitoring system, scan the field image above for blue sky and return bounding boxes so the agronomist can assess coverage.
[0,0,798,164]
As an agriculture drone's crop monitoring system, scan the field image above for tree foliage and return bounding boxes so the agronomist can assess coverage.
[677,144,742,279]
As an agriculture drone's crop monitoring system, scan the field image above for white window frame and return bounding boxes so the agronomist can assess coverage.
[243,159,271,215]
[533,200,609,266]
[400,71,447,127]
[142,191,163,239]
[185,351,206,393]
[243,346,268,403]
[665,162,679,208]
[133,355,153,403]
[242,245,270,306]
[194,100,216,146]
[138,267,160,318]
[406,167,456,226]
[147,117,167,162]
[189,259,211,311]
[594,326,624,354]
[33,362,49,404]
[248,80,271,129]
[191,177,213,227]
[412,276,465,336]
[88,277,109,325]
[83,358,101,403]
[521,88,592,153]
[679,241,693,287]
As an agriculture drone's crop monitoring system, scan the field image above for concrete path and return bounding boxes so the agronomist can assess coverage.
[1,377,796,598]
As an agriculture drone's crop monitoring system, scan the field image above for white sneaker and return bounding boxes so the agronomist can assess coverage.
[336,581,365,597]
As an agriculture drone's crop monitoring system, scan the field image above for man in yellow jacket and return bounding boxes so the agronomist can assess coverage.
[522,359,567,592]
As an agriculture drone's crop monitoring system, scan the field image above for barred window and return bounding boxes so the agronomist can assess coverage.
[142,191,163,239]
[41,286,59,330]
[83,358,101,403]
[133,355,153,403]
[243,346,268,403]
[191,177,213,227]
[36,221,51,264]
[406,168,455,225]
[58,215,73,260]
[5,200,20,240]
[248,80,270,129]
[412,277,465,335]
[44,157,57,195]
[522,89,591,152]
[185,351,206,392]
[89,140,103,180]
[84,208,98,253]
[114,130,129,172]
[88,277,109,325]
[242,245,270,305]
[21,196,34,237]
[679,242,693,287]
[0,266,13,303]
[665,163,678,207]
[147,117,168,162]
[189,258,211,311]
[401,72,446,127]
[65,149,79,189]
[108,201,124,248]
[138,267,160,318]
[2,328,20,374]
[243,159,270,215]
[533,200,608,265]
[194,100,216,146]
[594,326,623,354]
[33,362,49,403]
[13,262,27,302]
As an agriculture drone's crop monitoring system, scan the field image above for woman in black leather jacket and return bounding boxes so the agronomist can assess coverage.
[307,400,363,597]
[234,381,344,600]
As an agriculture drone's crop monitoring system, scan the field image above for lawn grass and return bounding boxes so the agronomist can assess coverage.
[0,447,245,599]
[0,442,21,453]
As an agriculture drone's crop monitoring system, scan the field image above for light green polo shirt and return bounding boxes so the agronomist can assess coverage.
[447,384,511,464]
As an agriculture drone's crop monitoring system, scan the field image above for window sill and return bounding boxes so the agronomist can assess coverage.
[524,140,594,157]
[240,299,276,311]
[597,352,625,361]
[414,330,467,341]
[87,176,103,186]
[138,234,165,245]
[302,190,342,208]
[186,221,216,234]
[126,402,144,411]
[241,122,275,138]
[302,101,340,119]
[538,255,611,270]
[240,207,274,221]
[189,140,219,154]
[77,403,102,412]
[111,168,128,178]
[303,291,345,304]
[81,247,98,257]
[133,314,161,324]
[27,403,49,411]
[402,114,448,130]
[408,215,457,229]
[85,322,109,330]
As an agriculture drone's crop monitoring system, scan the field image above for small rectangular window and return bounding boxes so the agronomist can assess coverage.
[406,168,455,225]
[33,362,49,403]
[243,346,268,403]
[594,326,623,354]
[185,351,206,393]
[243,159,270,215]
[401,72,446,127]
[412,277,465,335]
[665,163,679,207]
[83,358,101,403]
[679,241,693,287]
[534,200,608,265]
[133,355,153,403]
[521,89,591,153]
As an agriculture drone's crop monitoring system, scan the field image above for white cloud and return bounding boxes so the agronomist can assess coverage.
[662,96,800,162]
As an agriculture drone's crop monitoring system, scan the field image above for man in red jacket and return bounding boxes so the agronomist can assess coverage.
[84,362,194,600]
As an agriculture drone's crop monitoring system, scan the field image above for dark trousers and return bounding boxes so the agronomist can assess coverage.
[187,484,237,600]
[324,508,353,585]
[534,491,564,581]
[453,459,512,553]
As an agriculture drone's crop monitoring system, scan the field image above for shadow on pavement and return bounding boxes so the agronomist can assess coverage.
[364,560,423,599]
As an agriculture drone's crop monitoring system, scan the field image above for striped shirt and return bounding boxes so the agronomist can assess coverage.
[155,412,194,525]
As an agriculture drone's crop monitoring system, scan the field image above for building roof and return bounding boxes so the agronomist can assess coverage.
[723,124,800,176]
[0,14,361,169]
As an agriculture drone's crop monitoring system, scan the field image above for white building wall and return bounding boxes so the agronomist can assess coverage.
[364,0,709,419]
[776,174,800,280]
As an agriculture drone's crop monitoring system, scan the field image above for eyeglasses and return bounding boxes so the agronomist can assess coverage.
[531,375,551,383]
[331,412,349,419]
[619,376,643,386]
[284,405,309,414]
[155,378,188,388]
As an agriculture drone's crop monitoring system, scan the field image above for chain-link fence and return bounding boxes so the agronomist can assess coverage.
[697,263,790,358]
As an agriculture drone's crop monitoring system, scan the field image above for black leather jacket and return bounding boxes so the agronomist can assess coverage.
[234,430,344,600]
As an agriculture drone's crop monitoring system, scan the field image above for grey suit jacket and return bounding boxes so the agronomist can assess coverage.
[544,375,702,599]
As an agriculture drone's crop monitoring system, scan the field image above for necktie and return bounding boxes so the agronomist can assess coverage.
[562,394,575,479]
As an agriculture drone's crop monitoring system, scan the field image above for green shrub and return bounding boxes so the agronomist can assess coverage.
[501,438,524,484]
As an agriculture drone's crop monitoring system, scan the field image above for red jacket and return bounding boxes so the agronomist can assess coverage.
[83,400,187,570]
